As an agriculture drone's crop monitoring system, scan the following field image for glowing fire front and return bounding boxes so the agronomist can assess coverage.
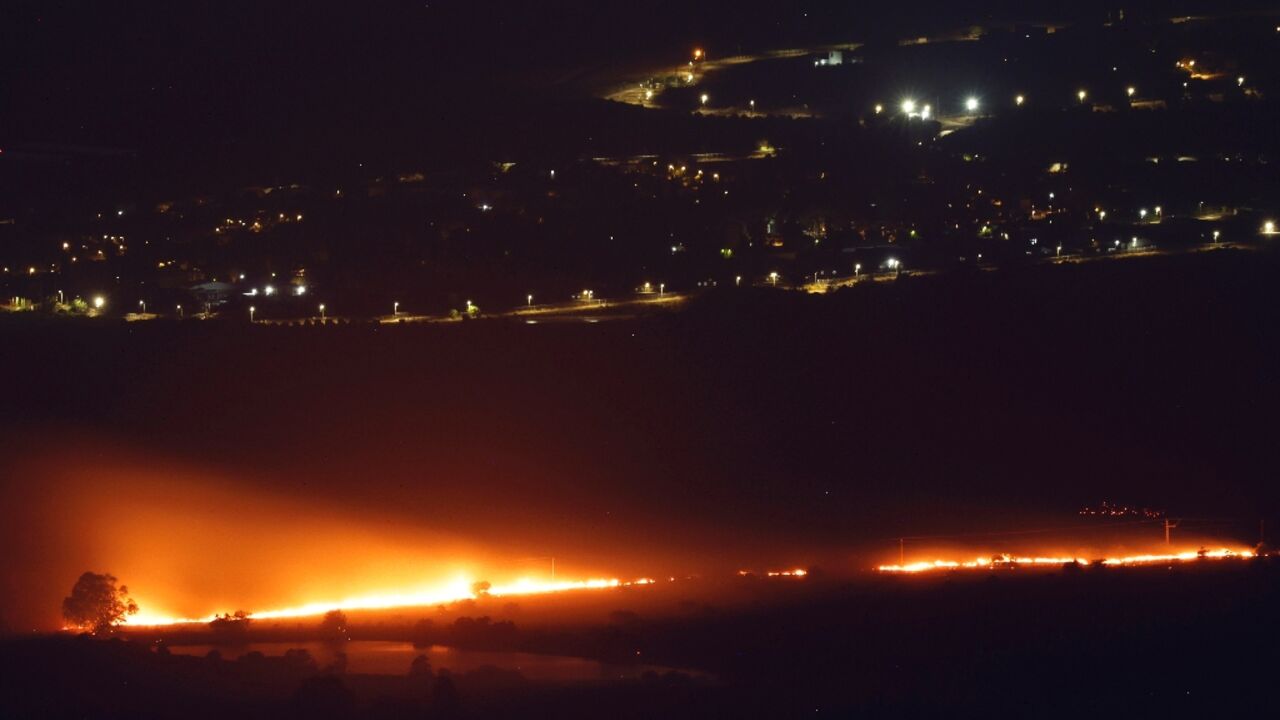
[877,548,1255,574]
[125,576,659,627]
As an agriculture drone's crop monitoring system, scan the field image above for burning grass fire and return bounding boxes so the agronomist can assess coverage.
[124,575,661,627]
[877,548,1256,574]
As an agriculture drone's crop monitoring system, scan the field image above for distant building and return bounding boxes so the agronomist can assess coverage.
[813,51,846,67]
[189,282,234,306]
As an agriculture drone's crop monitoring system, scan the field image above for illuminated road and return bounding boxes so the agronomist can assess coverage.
[601,44,860,117]
[374,291,690,326]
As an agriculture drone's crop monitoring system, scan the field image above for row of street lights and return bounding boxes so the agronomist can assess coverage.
[879,86,1162,118]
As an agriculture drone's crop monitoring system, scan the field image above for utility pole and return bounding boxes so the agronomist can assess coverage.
[1164,518,1180,546]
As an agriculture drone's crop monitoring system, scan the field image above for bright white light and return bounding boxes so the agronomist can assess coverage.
[700,93,709,105]
[1265,221,1277,235]
[1139,209,1148,219]
[901,99,917,115]
[92,296,105,309]
[295,285,306,296]
[1126,86,1136,97]
[874,103,883,114]
[1238,76,1246,87]
[264,285,275,296]
[920,104,932,120]
[1015,94,1025,106]
[965,96,979,112]
[1077,89,1088,102]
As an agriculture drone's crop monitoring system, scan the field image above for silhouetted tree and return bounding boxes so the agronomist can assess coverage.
[471,580,492,597]
[209,610,251,641]
[412,618,438,646]
[61,571,138,633]
[409,653,434,680]
[319,609,349,640]
[283,648,318,671]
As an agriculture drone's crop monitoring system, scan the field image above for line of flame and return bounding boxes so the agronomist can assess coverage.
[876,548,1255,574]
[124,576,659,627]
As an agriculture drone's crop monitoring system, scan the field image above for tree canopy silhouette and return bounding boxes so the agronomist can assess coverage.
[319,609,349,639]
[61,571,138,633]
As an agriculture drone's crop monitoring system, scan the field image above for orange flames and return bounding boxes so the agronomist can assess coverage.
[125,575,661,627]
[877,548,1255,574]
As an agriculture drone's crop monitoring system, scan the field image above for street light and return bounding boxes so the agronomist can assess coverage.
[700,93,709,106]
[965,96,979,112]
[93,295,105,309]
[769,271,779,285]
[138,300,146,313]
[1015,94,1025,106]
[1265,221,1277,235]
[1126,86,1136,97]
[1213,230,1221,242]
[749,99,756,110]
[527,294,533,306]
[901,99,917,115]
[920,104,932,120]
[1077,89,1088,102]
[659,283,665,295]
[249,305,255,322]
[854,262,862,276]
[176,304,183,318]
[393,301,399,316]
[735,275,742,286]
[319,303,326,320]
[874,103,883,114]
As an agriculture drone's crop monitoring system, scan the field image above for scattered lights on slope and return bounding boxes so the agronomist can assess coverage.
[877,548,1255,574]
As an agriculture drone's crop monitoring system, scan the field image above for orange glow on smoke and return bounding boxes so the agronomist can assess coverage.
[6,442,682,631]
[877,548,1254,574]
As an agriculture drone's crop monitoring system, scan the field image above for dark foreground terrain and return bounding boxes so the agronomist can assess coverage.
[4,560,1280,718]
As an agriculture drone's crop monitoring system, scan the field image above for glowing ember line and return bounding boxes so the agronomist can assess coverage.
[124,576,661,627]
[877,549,1254,574]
